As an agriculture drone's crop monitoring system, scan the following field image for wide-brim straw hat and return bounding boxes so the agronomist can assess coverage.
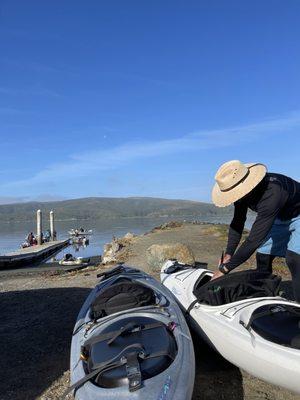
[212,160,267,207]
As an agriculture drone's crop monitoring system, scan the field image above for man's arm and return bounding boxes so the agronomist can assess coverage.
[225,201,248,257]
[212,202,247,280]
[224,185,285,272]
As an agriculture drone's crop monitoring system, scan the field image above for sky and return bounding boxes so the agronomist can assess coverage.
[0,0,300,204]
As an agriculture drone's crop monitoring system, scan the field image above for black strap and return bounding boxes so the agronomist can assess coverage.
[107,322,141,345]
[62,344,173,398]
[83,321,165,347]
[73,320,93,336]
[187,299,198,314]
[62,343,144,398]
[126,351,142,392]
[97,265,125,279]
[97,265,141,280]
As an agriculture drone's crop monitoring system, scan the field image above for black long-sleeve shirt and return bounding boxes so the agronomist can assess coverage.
[225,173,300,271]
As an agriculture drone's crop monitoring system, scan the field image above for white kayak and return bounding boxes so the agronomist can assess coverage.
[59,257,90,267]
[69,229,93,236]
[161,260,300,394]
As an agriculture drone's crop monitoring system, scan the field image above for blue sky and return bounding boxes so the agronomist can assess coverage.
[0,0,300,204]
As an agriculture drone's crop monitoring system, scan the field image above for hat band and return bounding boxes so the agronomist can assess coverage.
[221,169,250,192]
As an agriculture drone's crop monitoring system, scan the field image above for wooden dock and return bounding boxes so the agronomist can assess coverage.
[0,239,69,269]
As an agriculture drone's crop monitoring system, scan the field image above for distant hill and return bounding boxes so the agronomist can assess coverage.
[0,197,233,222]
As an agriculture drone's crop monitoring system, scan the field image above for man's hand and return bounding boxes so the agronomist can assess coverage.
[211,270,225,281]
[210,253,232,281]
[218,253,231,266]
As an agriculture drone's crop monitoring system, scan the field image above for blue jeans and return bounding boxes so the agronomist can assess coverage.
[257,216,300,302]
[258,216,300,256]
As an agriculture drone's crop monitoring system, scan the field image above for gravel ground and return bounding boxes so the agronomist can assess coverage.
[0,223,299,400]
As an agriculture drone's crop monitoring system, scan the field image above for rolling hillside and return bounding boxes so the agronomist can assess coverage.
[0,197,233,222]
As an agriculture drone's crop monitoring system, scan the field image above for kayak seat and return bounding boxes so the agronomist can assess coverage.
[194,270,281,306]
[250,304,300,349]
[84,315,177,389]
[90,280,156,320]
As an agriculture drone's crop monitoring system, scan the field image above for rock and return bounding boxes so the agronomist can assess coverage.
[150,221,183,233]
[111,240,122,253]
[102,237,127,265]
[102,241,119,264]
[124,232,135,240]
[146,243,195,271]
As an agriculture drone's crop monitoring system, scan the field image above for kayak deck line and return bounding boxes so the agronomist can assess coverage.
[0,239,69,269]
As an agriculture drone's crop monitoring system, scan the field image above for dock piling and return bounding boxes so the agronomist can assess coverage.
[37,210,42,245]
[50,211,55,241]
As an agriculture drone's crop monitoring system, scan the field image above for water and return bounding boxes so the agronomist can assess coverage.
[0,215,255,259]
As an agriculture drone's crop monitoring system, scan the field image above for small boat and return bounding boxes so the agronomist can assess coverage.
[59,254,90,267]
[161,260,300,394]
[66,265,195,399]
[69,229,93,236]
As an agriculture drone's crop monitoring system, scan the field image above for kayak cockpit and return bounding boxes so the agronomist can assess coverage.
[194,270,281,306]
[83,314,178,390]
[249,304,300,349]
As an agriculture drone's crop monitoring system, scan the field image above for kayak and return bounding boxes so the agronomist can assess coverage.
[67,265,195,399]
[161,260,300,394]
[59,257,90,267]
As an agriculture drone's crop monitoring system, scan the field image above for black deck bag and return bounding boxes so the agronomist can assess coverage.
[194,270,281,306]
[90,280,156,320]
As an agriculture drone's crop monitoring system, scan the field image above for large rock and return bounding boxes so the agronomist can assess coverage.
[146,243,195,271]
[102,240,123,264]
[102,233,135,265]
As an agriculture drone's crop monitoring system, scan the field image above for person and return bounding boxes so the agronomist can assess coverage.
[211,160,300,302]
[44,230,51,242]
[26,232,34,245]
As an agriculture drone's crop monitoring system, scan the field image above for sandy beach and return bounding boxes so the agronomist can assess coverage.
[1,222,299,400]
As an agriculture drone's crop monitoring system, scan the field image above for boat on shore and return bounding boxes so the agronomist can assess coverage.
[59,254,90,267]
[161,260,300,394]
[67,265,195,399]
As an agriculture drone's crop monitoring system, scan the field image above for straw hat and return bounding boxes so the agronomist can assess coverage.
[212,160,267,207]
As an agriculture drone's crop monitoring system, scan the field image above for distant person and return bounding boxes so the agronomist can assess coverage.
[26,232,34,246]
[44,230,51,242]
[211,160,300,302]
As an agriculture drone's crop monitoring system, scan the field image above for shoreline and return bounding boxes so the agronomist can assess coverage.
[0,221,296,400]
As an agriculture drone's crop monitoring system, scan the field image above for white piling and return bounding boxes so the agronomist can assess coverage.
[37,209,42,245]
[50,210,55,241]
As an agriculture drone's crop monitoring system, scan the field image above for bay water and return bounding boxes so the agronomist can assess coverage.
[0,215,254,260]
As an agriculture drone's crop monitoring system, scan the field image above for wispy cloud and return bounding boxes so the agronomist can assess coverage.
[0,86,62,98]
[2,111,300,191]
